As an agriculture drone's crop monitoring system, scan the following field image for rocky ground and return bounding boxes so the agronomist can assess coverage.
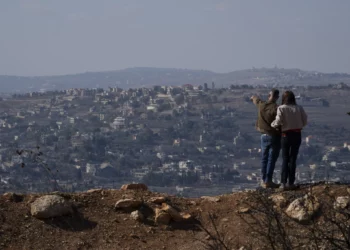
[0,183,349,250]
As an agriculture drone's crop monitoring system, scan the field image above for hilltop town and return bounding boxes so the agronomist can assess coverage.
[1,67,350,93]
[1,81,350,196]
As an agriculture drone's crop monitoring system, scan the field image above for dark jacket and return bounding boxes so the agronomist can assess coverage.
[252,96,280,136]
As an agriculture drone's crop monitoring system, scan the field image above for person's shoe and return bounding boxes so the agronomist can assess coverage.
[269,182,281,188]
[287,184,298,190]
[262,181,280,189]
[280,183,288,191]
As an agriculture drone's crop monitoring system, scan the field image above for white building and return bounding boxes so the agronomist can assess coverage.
[111,117,125,129]
[86,163,97,176]
[68,117,75,124]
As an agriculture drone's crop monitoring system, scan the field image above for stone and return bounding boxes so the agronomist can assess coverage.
[221,218,229,222]
[347,187,350,195]
[237,207,251,214]
[269,194,287,209]
[161,203,183,222]
[31,195,73,219]
[285,194,320,222]
[155,208,172,225]
[189,201,197,206]
[148,197,166,204]
[201,196,221,202]
[115,199,142,210]
[130,210,144,222]
[334,196,350,209]
[180,212,192,220]
[86,189,102,193]
[121,183,148,191]
[26,195,37,205]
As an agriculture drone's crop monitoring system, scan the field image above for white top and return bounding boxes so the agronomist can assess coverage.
[271,104,307,132]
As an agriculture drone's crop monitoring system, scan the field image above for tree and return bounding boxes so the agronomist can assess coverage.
[174,94,185,105]
[158,103,171,112]
[137,128,154,144]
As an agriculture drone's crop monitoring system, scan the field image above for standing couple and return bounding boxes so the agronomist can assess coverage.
[251,89,307,190]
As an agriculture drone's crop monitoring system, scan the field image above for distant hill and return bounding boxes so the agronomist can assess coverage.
[1,67,350,93]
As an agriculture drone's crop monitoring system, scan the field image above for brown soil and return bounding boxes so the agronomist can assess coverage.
[0,183,349,250]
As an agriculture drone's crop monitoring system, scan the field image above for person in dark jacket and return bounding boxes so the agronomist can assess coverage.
[251,89,281,188]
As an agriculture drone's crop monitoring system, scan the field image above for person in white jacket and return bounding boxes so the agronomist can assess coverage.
[271,91,307,190]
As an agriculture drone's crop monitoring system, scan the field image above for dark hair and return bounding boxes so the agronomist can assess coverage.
[270,88,279,99]
[282,91,296,105]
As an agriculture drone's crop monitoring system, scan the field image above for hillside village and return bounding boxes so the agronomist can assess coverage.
[0,83,350,196]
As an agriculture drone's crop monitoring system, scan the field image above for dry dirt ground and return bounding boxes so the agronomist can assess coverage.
[0,183,349,250]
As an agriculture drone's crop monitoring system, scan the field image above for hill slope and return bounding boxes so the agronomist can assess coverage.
[0,183,349,250]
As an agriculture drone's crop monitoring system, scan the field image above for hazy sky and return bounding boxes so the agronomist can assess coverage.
[1,0,350,76]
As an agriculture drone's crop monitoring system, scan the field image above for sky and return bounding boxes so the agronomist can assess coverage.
[0,0,350,76]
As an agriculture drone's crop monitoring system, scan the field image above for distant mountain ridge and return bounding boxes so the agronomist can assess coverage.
[1,67,350,93]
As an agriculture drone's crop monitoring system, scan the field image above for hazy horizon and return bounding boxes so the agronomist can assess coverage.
[1,66,348,78]
[1,0,350,76]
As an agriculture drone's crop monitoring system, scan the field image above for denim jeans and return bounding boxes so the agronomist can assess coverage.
[281,131,302,185]
[261,134,281,183]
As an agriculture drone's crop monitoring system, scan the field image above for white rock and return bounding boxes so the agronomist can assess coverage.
[181,212,192,220]
[201,196,221,202]
[130,210,144,222]
[237,207,251,214]
[86,188,102,193]
[221,218,229,222]
[31,195,73,219]
[334,196,350,209]
[285,194,320,222]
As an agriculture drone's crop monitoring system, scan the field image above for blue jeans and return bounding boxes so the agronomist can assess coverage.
[261,134,281,183]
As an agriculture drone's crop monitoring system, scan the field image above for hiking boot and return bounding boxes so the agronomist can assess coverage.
[287,184,298,190]
[262,182,280,189]
[280,184,298,191]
